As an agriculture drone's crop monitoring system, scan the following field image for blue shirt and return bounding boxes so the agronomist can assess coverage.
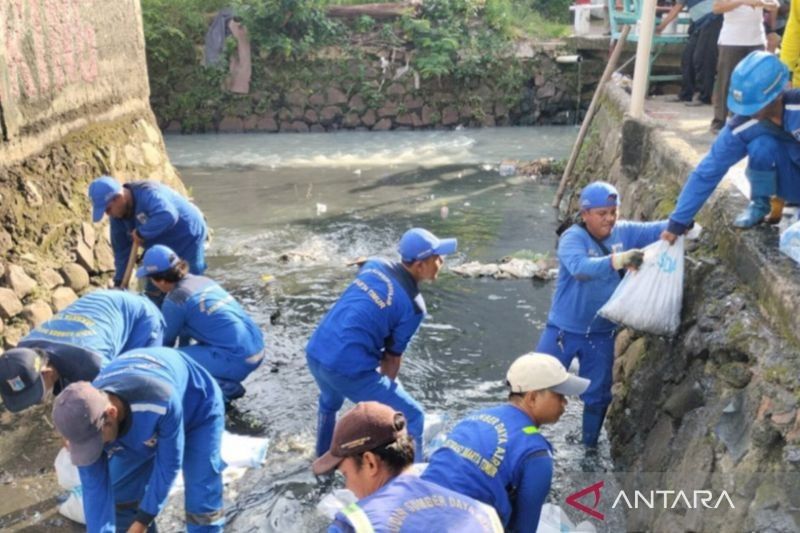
[329,474,504,533]
[547,221,666,333]
[422,404,552,532]
[162,274,264,356]
[78,348,222,532]
[306,259,425,374]
[110,181,207,285]
[20,290,164,390]
[669,90,800,234]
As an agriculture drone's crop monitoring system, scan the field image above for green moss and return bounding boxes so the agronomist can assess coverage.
[764,364,792,386]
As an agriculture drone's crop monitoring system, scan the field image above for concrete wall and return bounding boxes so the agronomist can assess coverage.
[0,0,183,347]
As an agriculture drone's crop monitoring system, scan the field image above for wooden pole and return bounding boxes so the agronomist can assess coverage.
[119,242,139,290]
[552,25,631,209]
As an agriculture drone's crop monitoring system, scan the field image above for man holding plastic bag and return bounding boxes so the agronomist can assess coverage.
[536,182,667,448]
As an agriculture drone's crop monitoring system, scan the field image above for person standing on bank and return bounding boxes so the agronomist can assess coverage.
[87,175,207,298]
[536,182,667,448]
[709,0,778,132]
[52,347,225,532]
[313,401,504,533]
[0,290,164,413]
[656,0,722,106]
[422,353,590,532]
[306,228,457,461]
[136,244,265,403]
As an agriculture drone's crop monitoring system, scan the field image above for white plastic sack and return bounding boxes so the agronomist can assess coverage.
[536,503,596,533]
[55,431,269,524]
[55,446,81,490]
[58,486,85,524]
[780,219,800,264]
[598,238,684,336]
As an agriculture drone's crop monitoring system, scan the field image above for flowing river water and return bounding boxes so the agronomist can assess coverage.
[167,127,618,531]
[0,126,624,531]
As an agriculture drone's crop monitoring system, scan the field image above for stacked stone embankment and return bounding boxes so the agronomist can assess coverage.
[565,83,800,531]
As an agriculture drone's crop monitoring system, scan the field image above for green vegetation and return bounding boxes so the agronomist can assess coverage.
[141,0,569,131]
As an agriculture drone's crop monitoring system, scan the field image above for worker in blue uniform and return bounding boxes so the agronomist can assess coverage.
[306,228,457,462]
[663,51,800,242]
[52,347,225,533]
[536,181,666,447]
[0,290,164,412]
[136,244,265,403]
[88,175,208,293]
[312,401,504,533]
[422,353,590,532]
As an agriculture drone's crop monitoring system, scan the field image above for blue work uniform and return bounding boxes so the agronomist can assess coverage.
[162,274,265,401]
[110,181,207,287]
[668,90,800,235]
[19,290,164,393]
[329,474,504,533]
[306,258,426,459]
[78,348,225,532]
[535,220,665,446]
[422,404,552,532]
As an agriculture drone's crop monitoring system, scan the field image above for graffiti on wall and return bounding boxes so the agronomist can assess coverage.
[2,0,99,101]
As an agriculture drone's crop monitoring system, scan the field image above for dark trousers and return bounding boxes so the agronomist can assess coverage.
[712,43,764,128]
[680,16,722,102]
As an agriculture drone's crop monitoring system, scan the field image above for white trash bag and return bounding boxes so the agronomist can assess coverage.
[779,219,800,264]
[598,238,684,336]
[536,503,596,532]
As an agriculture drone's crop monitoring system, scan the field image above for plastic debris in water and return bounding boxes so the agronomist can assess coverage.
[498,162,516,177]
[464,201,471,207]
[354,169,362,175]
[261,274,276,284]
[316,203,327,215]
[440,205,449,219]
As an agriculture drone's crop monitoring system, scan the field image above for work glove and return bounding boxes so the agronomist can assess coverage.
[611,249,644,270]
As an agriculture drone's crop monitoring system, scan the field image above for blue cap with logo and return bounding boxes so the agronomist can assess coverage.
[398,228,457,262]
[579,181,620,210]
[88,176,123,223]
[136,244,181,278]
[0,348,46,413]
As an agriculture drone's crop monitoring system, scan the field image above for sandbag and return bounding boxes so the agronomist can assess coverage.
[779,219,800,264]
[598,238,684,335]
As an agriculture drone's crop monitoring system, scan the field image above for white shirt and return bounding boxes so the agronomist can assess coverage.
[718,5,766,46]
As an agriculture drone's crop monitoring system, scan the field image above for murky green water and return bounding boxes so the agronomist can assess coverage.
[168,127,618,532]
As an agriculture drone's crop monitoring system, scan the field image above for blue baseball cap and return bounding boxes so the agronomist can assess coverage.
[0,348,46,413]
[579,181,620,210]
[136,245,180,278]
[88,176,123,222]
[398,228,457,262]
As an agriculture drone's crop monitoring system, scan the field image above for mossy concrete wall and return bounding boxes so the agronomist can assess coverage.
[566,85,800,531]
[0,0,184,348]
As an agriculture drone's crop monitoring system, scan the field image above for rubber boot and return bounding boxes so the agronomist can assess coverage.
[582,405,608,448]
[765,196,785,225]
[733,197,770,228]
[316,410,337,459]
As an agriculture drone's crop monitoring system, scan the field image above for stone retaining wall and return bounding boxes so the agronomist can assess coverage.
[159,44,586,133]
[0,0,184,349]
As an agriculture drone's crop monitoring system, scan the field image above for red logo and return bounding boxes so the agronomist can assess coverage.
[566,480,605,520]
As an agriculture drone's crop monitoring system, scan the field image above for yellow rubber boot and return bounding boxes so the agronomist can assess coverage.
[766,196,785,225]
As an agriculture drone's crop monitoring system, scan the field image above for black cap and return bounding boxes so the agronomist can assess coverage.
[0,348,46,413]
